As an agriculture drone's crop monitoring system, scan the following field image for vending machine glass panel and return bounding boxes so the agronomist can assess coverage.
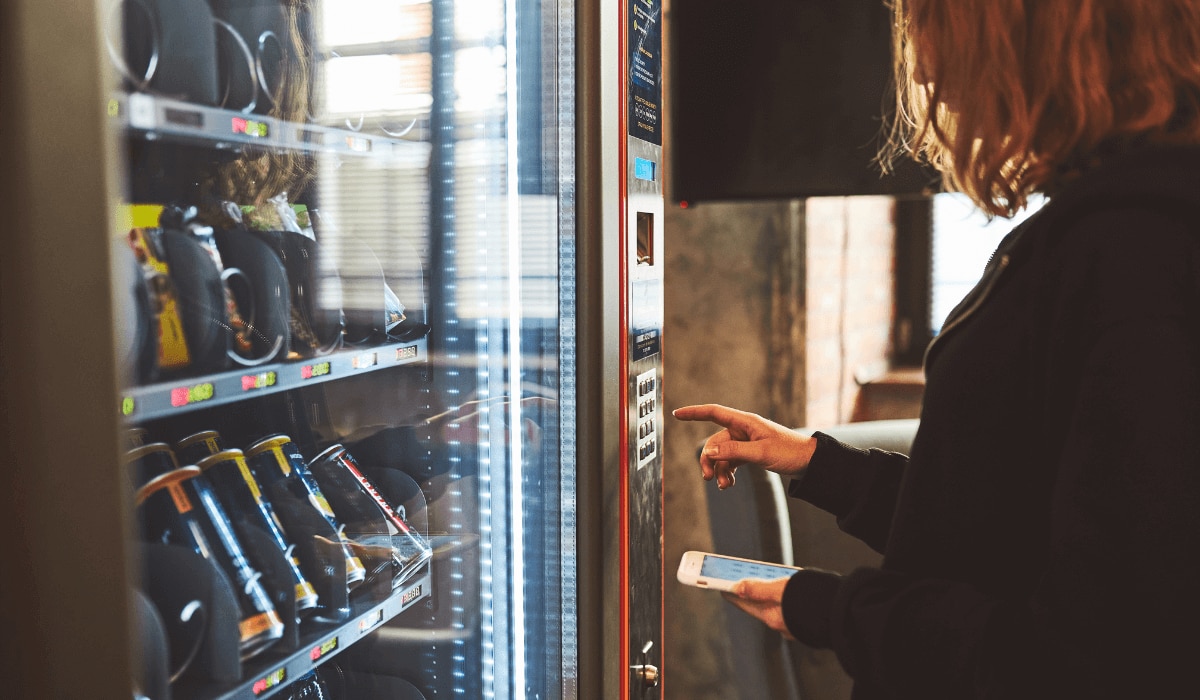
[106,0,576,697]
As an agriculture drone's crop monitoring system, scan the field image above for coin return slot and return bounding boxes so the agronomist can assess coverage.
[636,211,654,266]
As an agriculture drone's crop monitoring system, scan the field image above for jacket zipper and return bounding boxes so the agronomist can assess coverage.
[923,253,1012,371]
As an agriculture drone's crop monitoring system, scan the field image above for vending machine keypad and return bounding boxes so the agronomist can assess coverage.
[635,368,658,468]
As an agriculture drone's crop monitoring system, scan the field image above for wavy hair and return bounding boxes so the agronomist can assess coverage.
[203,0,316,217]
[883,0,1200,217]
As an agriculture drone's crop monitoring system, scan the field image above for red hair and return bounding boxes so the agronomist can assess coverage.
[885,0,1200,217]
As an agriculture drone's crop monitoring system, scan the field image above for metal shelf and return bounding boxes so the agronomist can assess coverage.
[120,338,427,422]
[174,568,432,700]
[109,91,427,164]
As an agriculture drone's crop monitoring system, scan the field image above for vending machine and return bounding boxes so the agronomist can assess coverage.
[0,0,665,698]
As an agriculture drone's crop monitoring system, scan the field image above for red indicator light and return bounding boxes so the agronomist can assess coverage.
[242,375,257,391]
[301,365,313,379]
[679,201,690,209]
[233,117,247,134]
[171,387,190,407]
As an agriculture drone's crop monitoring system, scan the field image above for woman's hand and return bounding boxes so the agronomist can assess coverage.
[672,404,816,489]
[722,577,795,640]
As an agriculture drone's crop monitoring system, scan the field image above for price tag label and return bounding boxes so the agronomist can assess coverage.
[252,668,286,695]
[170,383,214,408]
[301,362,332,380]
[402,583,423,606]
[241,372,277,391]
[310,636,339,662]
[358,609,384,634]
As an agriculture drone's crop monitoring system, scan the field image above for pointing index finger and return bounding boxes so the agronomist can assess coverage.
[672,404,756,433]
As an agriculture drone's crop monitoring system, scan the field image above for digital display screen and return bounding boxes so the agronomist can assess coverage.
[310,636,338,661]
[252,668,286,695]
[701,555,797,582]
[170,383,214,408]
[232,117,268,138]
[301,362,331,379]
[402,583,423,605]
[298,128,324,144]
[241,372,277,391]
[359,608,384,633]
[346,135,372,152]
[165,108,204,128]
[634,157,657,182]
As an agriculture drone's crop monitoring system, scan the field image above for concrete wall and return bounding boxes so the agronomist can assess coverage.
[663,199,801,700]
[662,196,898,700]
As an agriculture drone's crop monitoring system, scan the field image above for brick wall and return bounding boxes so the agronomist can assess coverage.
[802,196,897,427]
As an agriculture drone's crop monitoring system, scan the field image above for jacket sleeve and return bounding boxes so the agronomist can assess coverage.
[787,431,908,554]
[779,219,1200,699]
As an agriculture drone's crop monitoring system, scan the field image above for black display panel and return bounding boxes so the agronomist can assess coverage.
[669,0,938,202]
[629,0,663,145]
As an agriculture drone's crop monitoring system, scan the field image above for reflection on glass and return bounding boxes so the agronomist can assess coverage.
[322,0,433,46]
[323,54,433,116]
[114,0,571,695]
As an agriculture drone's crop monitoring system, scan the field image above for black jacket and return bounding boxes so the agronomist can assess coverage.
[782,146,1200,699]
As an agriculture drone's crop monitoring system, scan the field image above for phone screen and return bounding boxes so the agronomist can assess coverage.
[700,555,797,582]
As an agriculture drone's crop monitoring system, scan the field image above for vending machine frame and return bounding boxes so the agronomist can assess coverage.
[577,0,667,697]
[1,1,138,696]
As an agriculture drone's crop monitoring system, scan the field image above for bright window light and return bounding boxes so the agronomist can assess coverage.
[454,0,505,42]
[454,46,507,112]
[931,193,1045,332]
[323,54,433,115]
[322,0,432,46]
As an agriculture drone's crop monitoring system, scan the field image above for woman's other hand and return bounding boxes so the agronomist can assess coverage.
[672,404,816,489]
[722,577,795,640]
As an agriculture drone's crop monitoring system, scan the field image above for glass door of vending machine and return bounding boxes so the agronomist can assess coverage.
[0,0,614,697]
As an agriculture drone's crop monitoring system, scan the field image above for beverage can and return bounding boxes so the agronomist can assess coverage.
[196,448,320,616]
[124,427,151,449]
[124,442,181,490]
[136,467,284,659]
[308,444,433,586]
[174,429,224,466]
[246,434,367,588]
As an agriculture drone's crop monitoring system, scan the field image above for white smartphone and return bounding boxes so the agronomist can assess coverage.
[676,550,802,592]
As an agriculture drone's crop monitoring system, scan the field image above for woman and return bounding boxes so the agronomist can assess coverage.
[674,1,1200,697]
